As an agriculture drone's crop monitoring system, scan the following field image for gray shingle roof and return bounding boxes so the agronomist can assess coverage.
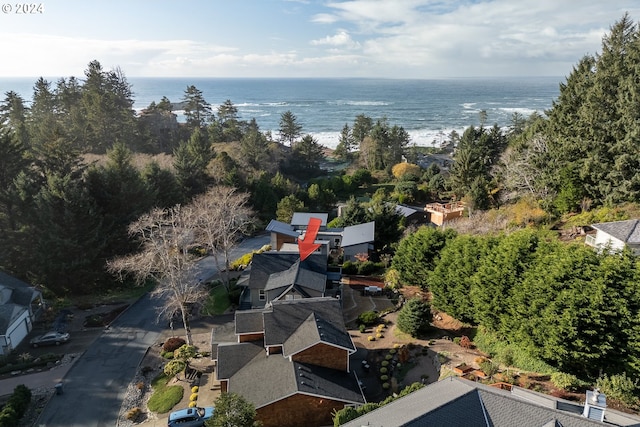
[263,298,350,348]
[341,221,375,247]
[283,312,355,357]
[246,252,328,291]
[226,353,364,409]
[216,341,264,379]
[264,260,326,294]
[592,219,640,244]
[341,377,640,427]
[247,253,300,290]
[235,310,264,335]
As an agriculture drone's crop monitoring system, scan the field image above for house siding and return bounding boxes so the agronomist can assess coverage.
[239,332,264,343]
[271,233,296,251]
[291,343,348,371]
[257,393,347,427]
[594,232,626,252]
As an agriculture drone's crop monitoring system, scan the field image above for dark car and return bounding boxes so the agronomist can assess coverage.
[30,331,71,347]
[168,406,214,427]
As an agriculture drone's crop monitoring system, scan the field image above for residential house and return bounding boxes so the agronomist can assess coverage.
[395,204,428,225]
[585,219,640,255]
[424,201,465,226]
[341,376,640,427]
[215,297,365,427]
[237,252,328,310]
[0,272,45,355]
[290,212,328,230]
[341,221,375,262]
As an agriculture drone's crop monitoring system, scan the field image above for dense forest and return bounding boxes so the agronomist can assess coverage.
[1,13,640,396]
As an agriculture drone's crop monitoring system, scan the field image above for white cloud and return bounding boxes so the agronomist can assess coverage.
[310,30,361,49]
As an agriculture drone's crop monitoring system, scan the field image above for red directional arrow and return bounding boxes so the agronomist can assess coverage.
[298,217,322,261]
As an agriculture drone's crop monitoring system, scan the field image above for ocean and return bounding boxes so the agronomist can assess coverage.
[0,76,562,149]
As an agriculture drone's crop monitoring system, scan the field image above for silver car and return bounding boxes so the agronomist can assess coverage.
[30,331,71,347]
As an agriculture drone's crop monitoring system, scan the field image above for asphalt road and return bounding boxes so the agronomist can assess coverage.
[32,234,271,427]
[35,294,164,427]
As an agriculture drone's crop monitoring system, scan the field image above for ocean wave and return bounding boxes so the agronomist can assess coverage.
[461,102,477,109]
[332,100,390,106]
[499,107,540,115]
[305,127,466,150]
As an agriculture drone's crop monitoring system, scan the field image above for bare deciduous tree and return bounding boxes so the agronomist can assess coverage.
[107,206,208,345]
[190,186,255,292]
[108,186,255,343]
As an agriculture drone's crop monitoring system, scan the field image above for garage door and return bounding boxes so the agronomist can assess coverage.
[7,314,29,351]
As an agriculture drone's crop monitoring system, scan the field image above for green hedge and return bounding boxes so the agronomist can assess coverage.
[0,384,31,427]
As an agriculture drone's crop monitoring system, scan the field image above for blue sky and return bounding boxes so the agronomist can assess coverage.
[1,0,639,78]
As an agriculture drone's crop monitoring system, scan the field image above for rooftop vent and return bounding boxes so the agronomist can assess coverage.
[583,388,607,422]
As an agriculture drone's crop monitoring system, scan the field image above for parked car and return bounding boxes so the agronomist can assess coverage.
[168,406,214,427]
[30,331,71,347]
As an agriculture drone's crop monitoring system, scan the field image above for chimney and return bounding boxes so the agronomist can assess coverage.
[583,388,607,422]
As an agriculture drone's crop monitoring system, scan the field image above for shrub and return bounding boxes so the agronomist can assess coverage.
[376,333,383,339]
[191,386,199,393]
[368,336,375,341]
[358,311,379,326]
[359,324,366,333]
[380,367,388,374]
[188,401,197,408]
[382,382,390,389]
[136,381,145,390]
[357,261,377,275]
[342,261,357,274]
[385,354,393,360]
[380,375,389,382]
[479,360,499,378]
[190,393,198,401]
[161,351,174,359]
[596,373,638,406]
[163,337,186,352]
[453,337,461,345]
[0,384,31,427]
[126,407,141,421]
[381,360,389,367]
[551,372,581,391]
[389,349,397,355]
[459,336,473,349]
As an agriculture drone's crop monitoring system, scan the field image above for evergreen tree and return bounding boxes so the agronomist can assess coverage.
[0,91,29,148]
[278,110,303,146]
[290,134,324,172]
[397,298,432,338]
[173,128,214,198]
[28,172,106,295]
[240,118,271,170]
[334,123,355,161]
[85,142,152,256]
[182,85,212,129]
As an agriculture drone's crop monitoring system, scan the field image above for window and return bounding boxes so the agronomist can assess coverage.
[259,290,266,301]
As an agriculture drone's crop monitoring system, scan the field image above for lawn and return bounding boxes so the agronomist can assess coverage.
[201,284,231,315]
[147,372,184,413]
